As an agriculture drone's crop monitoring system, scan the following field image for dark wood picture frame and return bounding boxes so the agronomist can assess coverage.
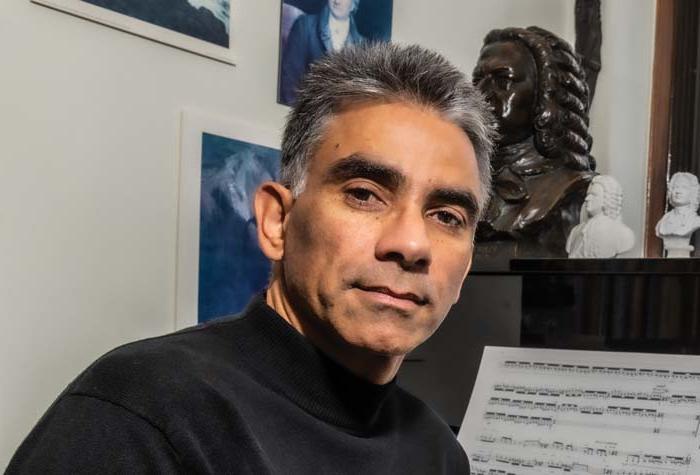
[645,0,675,257]
[646,0,700,257]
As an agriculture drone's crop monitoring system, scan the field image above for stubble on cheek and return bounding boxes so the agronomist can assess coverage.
[282,200,342,317]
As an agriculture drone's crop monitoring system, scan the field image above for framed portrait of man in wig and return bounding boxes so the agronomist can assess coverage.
[278,0,393,106]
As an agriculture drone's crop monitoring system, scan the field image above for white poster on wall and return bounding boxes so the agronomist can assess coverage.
[32,0,238,64]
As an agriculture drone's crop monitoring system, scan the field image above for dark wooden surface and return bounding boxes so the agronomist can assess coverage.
[669,0,700,179]
[509,257,700,275]
[668,0,700,255]
[645,0,676,257]
[575,0,602,102]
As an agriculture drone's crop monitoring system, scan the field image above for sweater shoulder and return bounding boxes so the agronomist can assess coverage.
[66,316,250,411]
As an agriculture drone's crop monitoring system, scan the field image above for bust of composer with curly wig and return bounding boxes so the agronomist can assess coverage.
[566,175,634,258]
[472,26,596,257]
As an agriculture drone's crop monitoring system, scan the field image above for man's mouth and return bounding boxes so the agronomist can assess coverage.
[355,285,428,307]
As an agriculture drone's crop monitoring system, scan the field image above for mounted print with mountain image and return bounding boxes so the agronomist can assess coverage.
[176,110,282,329]
[31,0,237,64]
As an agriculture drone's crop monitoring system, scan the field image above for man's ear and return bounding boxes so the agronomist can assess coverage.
[254,181,295,262]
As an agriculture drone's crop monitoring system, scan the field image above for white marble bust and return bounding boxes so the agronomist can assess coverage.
[655,172,700,258]
[566,175,635,258]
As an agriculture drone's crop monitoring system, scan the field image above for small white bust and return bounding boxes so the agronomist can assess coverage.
[655,172,700,258]
[566,175,635,258]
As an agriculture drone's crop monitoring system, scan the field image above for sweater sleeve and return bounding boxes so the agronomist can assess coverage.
[6,394,184,474]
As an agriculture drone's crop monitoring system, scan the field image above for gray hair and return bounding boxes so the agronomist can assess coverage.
[280,42,497,216]
[590,175,623,220]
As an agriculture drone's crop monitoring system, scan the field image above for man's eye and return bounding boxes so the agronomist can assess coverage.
[345,187,379,203]
[432,210,465,228]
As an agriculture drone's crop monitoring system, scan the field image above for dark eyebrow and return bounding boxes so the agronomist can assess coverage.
[325,153,480,224]
[427,188,481,226]
[323,153,405,191]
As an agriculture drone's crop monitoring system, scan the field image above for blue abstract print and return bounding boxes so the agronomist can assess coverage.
[198,133,280,323]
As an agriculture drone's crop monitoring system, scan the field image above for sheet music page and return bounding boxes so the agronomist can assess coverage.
[458,346,700,475]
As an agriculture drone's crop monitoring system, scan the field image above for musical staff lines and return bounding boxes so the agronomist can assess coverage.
[482,411,698,438]
[470,451,685,475]
[459,347,700,475]
[503,360,700,382]
[485,397,700,436]
[476,434,691,467]
[493,384,700,406]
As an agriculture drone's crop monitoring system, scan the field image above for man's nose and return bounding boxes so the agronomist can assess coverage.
[375,207,432,272]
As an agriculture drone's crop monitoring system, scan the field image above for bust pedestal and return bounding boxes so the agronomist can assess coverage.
[663,235,694,258]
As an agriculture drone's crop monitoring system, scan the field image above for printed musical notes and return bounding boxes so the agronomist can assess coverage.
[458,347,700,475]
[502,360,700,382]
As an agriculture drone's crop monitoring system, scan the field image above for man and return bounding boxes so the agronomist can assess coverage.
[279,0,364,105]
[8,43,495,474]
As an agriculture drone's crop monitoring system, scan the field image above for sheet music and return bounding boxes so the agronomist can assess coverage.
[458,346,700,475]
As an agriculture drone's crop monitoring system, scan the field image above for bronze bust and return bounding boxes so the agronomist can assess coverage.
[473,26,596,258]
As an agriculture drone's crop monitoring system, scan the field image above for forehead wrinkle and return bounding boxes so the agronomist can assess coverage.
[323,153,406,191]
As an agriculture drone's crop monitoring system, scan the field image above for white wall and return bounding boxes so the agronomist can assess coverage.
[392,0,573,74]
[0,0,653,466]
[587,0,656,256]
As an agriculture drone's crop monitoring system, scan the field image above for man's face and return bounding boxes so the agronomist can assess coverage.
[473,40,537,146]
[329,0,354,20]
[281,101,482,357]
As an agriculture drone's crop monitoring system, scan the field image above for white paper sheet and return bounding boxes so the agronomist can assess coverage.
[458,346,700,475]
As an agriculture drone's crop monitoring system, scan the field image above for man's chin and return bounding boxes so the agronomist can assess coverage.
[343,331,422,358]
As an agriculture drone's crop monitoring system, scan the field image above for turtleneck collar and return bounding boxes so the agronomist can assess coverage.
[229,294,397,434]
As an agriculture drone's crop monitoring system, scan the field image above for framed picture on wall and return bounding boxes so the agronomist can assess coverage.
[176,110,281,329]
[278,0,393,106]
[31,0,238,65]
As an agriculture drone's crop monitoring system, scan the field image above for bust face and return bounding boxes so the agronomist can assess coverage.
[669,179,695,208]
[473,40,537,147]
[585,183,605,217]
[328,0,354,20]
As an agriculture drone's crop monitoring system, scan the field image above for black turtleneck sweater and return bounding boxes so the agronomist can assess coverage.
[7,296,469,474]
